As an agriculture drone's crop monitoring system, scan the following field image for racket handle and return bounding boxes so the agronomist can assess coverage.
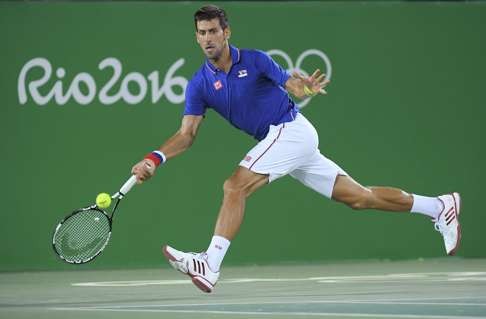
[119,175,137,195]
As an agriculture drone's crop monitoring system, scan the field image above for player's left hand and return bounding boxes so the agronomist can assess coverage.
[293,69,330,96]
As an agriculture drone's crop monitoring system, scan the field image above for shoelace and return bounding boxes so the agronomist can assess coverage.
[190,252,218,273]
[187,252,208,260]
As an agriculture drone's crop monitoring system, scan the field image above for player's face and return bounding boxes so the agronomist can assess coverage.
[196,18,230,60]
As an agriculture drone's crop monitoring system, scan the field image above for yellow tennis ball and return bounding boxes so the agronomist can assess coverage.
[96,193,112,209]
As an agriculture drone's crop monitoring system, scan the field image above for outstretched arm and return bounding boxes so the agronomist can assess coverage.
[131,115,204,183]
[285,69,330,99]
[159,115,204,159]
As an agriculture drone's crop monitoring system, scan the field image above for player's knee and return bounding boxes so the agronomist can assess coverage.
[223,178,246,196]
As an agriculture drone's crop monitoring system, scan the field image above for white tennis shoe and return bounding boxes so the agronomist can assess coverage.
[434,192,461,256]
[162,245,219,293]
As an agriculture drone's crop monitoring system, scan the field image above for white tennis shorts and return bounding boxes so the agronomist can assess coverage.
[239,113,347,198]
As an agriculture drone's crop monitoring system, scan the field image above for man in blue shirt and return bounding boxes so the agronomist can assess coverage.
[132,5,461,293]
[184,43,299,141]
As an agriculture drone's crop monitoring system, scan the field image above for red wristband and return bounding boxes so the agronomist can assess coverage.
[144,151,166,167]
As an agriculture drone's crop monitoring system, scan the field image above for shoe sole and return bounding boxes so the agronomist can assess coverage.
[448,192,461,256]
[161,245,214,293]
[192,276,214,293]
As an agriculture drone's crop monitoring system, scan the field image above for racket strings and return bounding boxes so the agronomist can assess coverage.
[54,209,111,263]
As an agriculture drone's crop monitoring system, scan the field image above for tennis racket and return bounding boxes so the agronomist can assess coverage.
[52,175,138,264]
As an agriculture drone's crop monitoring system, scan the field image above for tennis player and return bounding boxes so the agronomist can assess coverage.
[131,5,461,293]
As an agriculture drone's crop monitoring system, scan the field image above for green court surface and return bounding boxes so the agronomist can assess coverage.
[1,259,485,319]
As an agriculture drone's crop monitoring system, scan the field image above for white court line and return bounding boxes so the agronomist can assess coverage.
[50,307,486,319]
[72,272,486,287]
[51,298,486,310]
[73,279,191,287]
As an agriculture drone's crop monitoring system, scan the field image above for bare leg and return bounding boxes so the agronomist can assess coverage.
[332,175,413,212]
[214,166,269,240]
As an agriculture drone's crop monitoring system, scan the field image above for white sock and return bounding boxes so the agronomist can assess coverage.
[411,194,443,219]
[206,235,230,272]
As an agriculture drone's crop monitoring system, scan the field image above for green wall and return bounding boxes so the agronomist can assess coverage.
[1,2,485,271]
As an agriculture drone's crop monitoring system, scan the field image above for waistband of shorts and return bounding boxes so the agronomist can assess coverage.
[276,105,299,126]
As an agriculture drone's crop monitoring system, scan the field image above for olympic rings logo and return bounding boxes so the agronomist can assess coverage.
[267,49,332,108]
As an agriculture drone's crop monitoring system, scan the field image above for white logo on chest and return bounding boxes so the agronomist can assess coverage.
[237,69,248,78]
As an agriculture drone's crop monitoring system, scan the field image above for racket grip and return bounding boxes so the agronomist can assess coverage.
[120,175,138,195]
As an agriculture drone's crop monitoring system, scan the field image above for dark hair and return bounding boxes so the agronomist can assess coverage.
[194,5,229,30]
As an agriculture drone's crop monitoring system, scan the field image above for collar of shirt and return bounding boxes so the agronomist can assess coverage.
[204,45,241,74]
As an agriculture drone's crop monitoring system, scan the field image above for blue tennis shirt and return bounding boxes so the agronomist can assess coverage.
[184,45,299,140]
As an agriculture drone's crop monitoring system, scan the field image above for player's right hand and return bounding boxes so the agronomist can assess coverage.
[131,159,156,184]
